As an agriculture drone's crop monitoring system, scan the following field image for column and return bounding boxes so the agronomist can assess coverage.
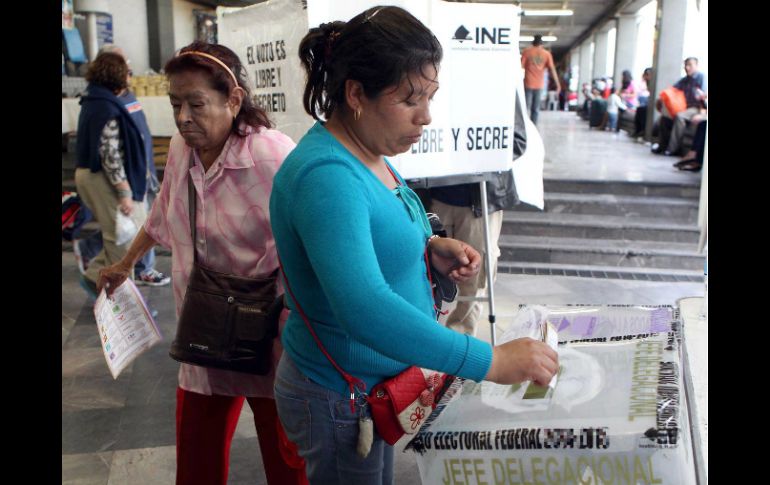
[578,41,593,105]
[146,0,176,72]
[592,29,610,80]
[613,14,639,89]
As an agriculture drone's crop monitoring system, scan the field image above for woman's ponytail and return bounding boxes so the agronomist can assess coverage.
[299,21,346,120]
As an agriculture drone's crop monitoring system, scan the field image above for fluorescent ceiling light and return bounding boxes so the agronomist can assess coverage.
[520,36,558,42]
[523,9,574,16]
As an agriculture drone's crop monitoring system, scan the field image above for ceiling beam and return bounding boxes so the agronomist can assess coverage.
[562,0,638,56]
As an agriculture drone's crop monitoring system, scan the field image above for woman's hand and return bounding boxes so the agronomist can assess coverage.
[429,237,481,283]
[97,260,133,297]
[97,228,158,296]
[485,338,559,387]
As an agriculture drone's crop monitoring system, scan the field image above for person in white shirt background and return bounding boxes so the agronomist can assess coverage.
[606,87,627,133]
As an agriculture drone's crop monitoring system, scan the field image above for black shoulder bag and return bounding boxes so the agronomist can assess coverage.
[168,152,281,375]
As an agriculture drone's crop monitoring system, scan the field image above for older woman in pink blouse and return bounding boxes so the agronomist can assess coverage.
[97,42,307,485]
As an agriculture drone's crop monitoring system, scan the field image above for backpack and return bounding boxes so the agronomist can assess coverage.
[62,191,93,241]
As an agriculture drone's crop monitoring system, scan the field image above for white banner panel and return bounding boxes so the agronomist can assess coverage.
[310,0,516,178]
[512,103,546,209]
[218,0,311,144]
[416,0,516,178]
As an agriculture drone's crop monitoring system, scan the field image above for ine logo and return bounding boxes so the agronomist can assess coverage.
[452,25,511,45]
[452,26,473,42]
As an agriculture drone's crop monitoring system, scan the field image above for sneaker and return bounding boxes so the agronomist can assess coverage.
[136,269,171,287]
[73,239,90,275]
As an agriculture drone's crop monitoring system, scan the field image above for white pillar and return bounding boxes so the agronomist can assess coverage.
[578,41,593,105]
[633,1,658,81]
[682,0,708,75]
[613,14,639,89]
[74,0,111,62]
[653,0,690,91]
[593,29,610,79]
[569,49,580,93]
[84,14,100,62]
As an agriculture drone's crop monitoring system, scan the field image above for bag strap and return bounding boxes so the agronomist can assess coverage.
[278,162,445,411]
[279,247,442,411]
[187,151,198,264]
[386,163,447,315]
[277,256,367,412]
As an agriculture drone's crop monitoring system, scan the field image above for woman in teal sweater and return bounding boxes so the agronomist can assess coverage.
[270,6,559,484]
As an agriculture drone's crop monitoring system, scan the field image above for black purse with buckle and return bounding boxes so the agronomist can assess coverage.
[168,152,280,375]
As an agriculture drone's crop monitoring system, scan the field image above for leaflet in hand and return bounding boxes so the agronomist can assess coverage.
[93,279,162,379]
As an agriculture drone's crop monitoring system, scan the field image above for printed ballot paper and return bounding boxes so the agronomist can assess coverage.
[93,280,162,379]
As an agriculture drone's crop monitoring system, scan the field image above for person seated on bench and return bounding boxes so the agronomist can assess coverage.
[674,120,707,172]
[619,70,639,109]
[653,57,707,155]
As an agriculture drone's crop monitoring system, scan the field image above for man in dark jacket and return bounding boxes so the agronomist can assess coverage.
[426,93,527,335]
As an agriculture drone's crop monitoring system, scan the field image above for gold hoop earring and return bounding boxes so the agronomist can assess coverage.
[354,109,361,121]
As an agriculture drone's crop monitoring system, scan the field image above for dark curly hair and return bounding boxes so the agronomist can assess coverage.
[85,52,128,94]
[164,41,272,137]
[299,6,442,121]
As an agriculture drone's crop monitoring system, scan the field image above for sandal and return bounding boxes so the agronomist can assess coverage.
[677,160,702,172]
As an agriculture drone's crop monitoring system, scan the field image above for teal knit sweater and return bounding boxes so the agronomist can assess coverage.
[270,122,493,396]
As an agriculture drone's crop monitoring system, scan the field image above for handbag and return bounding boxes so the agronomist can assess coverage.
[367,365,447,445]
[168,152,280,375]
[278,242,448,450]
[659,87,687,117]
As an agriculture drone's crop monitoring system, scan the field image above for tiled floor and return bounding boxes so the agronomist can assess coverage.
[538,111,703,185]
[62,111,706,484]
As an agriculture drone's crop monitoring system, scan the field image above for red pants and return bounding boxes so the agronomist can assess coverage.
[176,387,308,485]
